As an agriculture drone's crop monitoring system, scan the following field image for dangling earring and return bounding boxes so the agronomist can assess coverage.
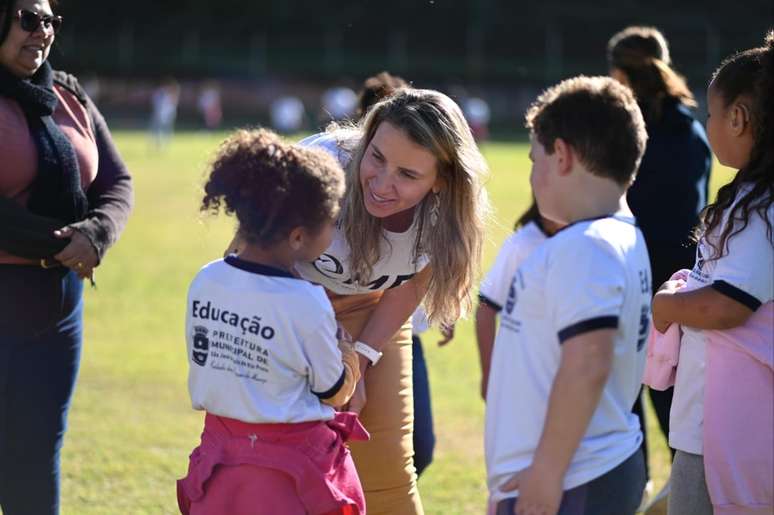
[429,192,440,227]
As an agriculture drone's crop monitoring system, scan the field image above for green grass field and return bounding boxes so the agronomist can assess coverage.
[57,131,734,514]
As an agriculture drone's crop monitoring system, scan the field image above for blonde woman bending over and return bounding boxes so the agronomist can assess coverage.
[229,88,489,514]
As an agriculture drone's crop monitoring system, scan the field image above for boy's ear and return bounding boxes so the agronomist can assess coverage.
[288,227,304,251]
[730,102,751,136]
[553,138,574,176]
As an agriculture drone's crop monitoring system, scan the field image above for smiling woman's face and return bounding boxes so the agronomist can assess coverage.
[0,0,55,78]
[358,121,440,222]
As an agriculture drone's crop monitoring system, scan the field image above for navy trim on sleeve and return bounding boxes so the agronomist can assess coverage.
[558,316,619,344]
[224,255,295,279]
[711,280,762,311]
[311,368,346,400]
[478,294,503,312]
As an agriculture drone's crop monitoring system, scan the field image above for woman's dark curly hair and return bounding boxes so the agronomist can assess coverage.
[201,128,345,246]
[698,30,774,260]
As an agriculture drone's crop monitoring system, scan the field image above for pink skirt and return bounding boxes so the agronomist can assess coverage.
[178,412,369,515]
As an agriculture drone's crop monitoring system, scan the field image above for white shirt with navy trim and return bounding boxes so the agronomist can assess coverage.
[295,132,430,294]
[670,187,774,454]
[186,256,345,423]
[485,215,651,502]
[479,221,548,311]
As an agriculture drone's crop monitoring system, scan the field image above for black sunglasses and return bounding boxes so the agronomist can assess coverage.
[14,9,63,34]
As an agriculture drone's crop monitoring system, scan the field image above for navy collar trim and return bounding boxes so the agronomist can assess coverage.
[533,218,549,237]
[224,255,295,279]
[556,213,638,234]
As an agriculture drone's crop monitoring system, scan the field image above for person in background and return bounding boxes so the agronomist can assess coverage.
[0,0,133,513]
[476,200,562,401]
[197,81,222,131]
[150,76,180,149]
[607,26,712,511]
[463,96,491,143]
[322,85,357,123]
[270,95,305,134]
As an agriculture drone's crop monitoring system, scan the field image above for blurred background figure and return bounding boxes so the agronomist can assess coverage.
[81,74,100,104]
[463,96,491,142]
[197,81,222,131]
[149,77,180,149]
[607,25,712,515]
[356,71,409,119]
[321,84,357,123]
[270,95,306,134]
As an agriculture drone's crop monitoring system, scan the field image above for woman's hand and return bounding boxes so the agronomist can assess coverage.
[345,378,367,414]
[53,226,98,279]
[652,279,686,333]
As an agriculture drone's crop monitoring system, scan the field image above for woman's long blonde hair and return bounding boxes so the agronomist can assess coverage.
[330,88,489,326]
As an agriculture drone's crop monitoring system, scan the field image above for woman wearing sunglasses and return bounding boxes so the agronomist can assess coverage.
[0,1,133,513]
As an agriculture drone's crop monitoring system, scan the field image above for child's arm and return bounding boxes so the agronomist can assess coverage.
[653,281,757,332]
[475,302,498,400]
[656,209,772,332]
[501,329,615,513]
[320,340,360,408]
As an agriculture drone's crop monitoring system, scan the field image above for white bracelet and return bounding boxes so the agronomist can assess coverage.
[354,340,383,366]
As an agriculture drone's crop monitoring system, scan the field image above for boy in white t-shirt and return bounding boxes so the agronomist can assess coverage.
[485,76,651,515]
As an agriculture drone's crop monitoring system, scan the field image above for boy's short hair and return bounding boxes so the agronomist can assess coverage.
[526,76,647,186]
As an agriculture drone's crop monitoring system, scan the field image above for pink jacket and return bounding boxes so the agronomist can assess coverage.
[642,272,773,514]
[177,412,369,515]
[642,269,689,390]
[703,301,773,515]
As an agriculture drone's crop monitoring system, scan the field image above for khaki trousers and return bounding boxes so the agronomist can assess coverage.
[330,293,424,515]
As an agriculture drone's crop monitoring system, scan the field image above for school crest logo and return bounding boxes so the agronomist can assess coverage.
[192,326,209,366]
[695,246,705,272]
[505,273,518,314]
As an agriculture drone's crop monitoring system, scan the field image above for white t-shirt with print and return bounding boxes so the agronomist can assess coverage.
[670,188,774,454]
[479,221,548,311]
[186,256,346,423]
[485,215,651,503]
[295,132,430,294]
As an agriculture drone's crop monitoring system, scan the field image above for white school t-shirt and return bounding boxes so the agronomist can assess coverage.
[479,221,548,311]
[295,132,430,294]
[670,188,774,454]
[186,256,346,423]
[485,215,651,503]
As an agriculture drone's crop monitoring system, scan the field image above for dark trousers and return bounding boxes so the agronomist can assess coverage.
[411,335,435,477]
[0,266,84,515]
[496,449,646,515]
